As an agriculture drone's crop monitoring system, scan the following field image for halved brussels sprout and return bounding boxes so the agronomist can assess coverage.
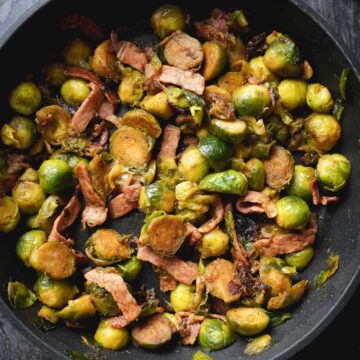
[306,83,334,113]
[30,240,76,280]
[8,281,37,309]
[284,246,314,270]
[61,79,90,106]
[57,294,96,321]
[266,116,289,144]
[140,91,175,120]
[226,35,247,70]
[132,314,173,349]
[201,42,227,81]
[246,158,265,191]
[316,153,351,192]
[63,37,92,66]
[204,85,234,120]
[226,307,270,336]
[38,305,59,324]
[36,105,71,146]
[198,228,229,258]
[92,40,119,81]
[12,180,45,214]
[151,5,187,39]
[170,283,196,312]
[86,229,131,266]
[45,62,67,87]
[275,196,311,230]
[198,318,234,351]
[16,230,47,266]
[9,81,42,115]
[218,71,246,95]
[278,79,308,110]
[94,319,130,350]
[249,56,279,83]
[286,165,316,201]
[116,255,142,282]
[199,136,233,171]
[210,118,247,144]
[0,196,20,232]
[118,67,144,107]
[1,116,37,150]
[35,274,79,309]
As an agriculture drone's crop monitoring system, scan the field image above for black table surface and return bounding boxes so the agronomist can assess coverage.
[0,0,360,359]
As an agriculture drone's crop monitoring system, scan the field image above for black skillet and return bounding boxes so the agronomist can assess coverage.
[0,0,360,359]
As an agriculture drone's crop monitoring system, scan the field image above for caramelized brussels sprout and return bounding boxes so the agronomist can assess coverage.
[116,255,142,282]
[218,71,246,95]
[51,152,88,178]
[316,153,351,192]
[94,319,130,350]
[199,136,232,171]
[61,79,90,106]
[12,180,45,214]
[249,56,279,83]
[151,5,187,39]
[201,42,227,81]
[16,230,47,266]
[210,118,247,144]
[198,228,229,258]
[8,281,37,309]
[286,165,316,201]
[118,68,144,107]
[1,116,37,150]
[198,318,234,351]
[45,62,67,87]
[266,115,289,144]
[284,246,314,270]
[63,38,92,66]
[278,79,308,110]
[9,81,42,115]
[35,274,79,309]
[226,35,247,70]
[0,196,20,232]
[170,283,196,312]
[57,294,96,321]
[165,86,191,110]
[204,85,233,120]
[140,91,175,120]
[38,305,59,324]
[246,158,265,191]
[92,40,119,81]
[306,83,334,113]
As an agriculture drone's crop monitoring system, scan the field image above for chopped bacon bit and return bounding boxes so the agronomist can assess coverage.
[310,179,339,206]
[116,41,148,72]
[211,297,231,315]
[97,101,115,120]
[0,175,18,197]
[159,271,177,292]
[175,312,204,345]
[157,125,181,161]
[71,248,88,264]
[236,191,277,218]
[7,154,29,175]
[137,245,199,285]
[109,183,141,219]
[183,136,199,147]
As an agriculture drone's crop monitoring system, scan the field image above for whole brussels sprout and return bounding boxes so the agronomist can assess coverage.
[232,84,271,117]
[275,196,311,229]
[316,153,351,192]
[263,36,302,77]
[57,294,96,321]
[38,159,74,194]
[63,38,92,66]
[151,5,187,39]
[60,79,90,106]
[12,180,45,214]
[249,56,279,83]
[116,255,142,282]
[199,136,233,171]
[278,79,308,110]
[94,319,130,350]
[198,228,229,258]
[45,62,67,87]
[286,165,316,201]
[198,318,234,351]
[0,196,20,232]
[305,113,341,152]
[9,81,42,115]
[306,83,334,113]
[284,246,314,270]
[34,274,79,309]
[246,158,265,191]
[16,230,47,266]
[170,283,196,312]
[1,116,37,150]
[51,152,88,178]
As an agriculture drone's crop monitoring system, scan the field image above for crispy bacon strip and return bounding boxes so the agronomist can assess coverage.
[75,164,107,228]
[236,191,277,218]
[85,268,141,328]
[175,312,204,345]
[97,101,115,120]
[159,271,177,292]
[310,179,339,206]
[137,245,199,285]
[109,183,141,219]
[157,125,181,161]
[116,41,148,72]
[61,14,104,41]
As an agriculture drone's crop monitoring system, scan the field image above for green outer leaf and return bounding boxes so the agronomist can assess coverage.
[66,350,96,360]
[192,351,213,360]
[339,68,350,100]
[314,254,339,288]
[33,317,56,333]
[333,98,345,121]
[267,311,292,327]
[8,281,37,309]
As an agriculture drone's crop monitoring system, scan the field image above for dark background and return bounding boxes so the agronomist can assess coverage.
[0,0,359,359]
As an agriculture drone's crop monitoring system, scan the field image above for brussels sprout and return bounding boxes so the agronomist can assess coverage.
[86,229,131,266]
[199,170,248,196]
[57,294,96,321]
[63,38,92,66]
[199,136,233,171]
[192,351,213,360]
[284,246,314,270]
[60,79,90,106]
[232,84,271,117]
[218,71,246,95]
[204,259,241,303]
[178,146,210,183]
[16,230,47,266]
[286,165,316,201]
[151,5,187,39]
[30,241,76,280]
[198,228,229,258]
[39,159,74,194]
[305,113,341,152]
[92,40,119,81]
[244,334,271,355]
[9,81,42,115]
[249,56,279,83]
[85,281,120,316]
[278,79,308,110]
[210,119,247,144]
[12,180,45,214]
[0,196,20,232]
[275,196,311,230]
[266,116,289,144]
[226,307,270,336]
[118,68,144,107]
[165,86,191,110]
[110,126,151,167]
[263,36,302,77]
[170,283,196,312]
[306,83,334,113]
[1,116,37,150]
[139,180,175,214]
[45,62,67,87]
[201,42,227,81]
[116,255,142,282]
[316,153,351,192]
[132,314,173,349]
[94,319,130,350]
[140,213,186,256]
[226,35,247,70]
[140,91,175,120]
[38,305,59,324]
[51,152,88,178]
[34,274,79,309]
[198,318,234,351]
[8,281,37,309]
[36,105,70,146]
[246,158,265,191]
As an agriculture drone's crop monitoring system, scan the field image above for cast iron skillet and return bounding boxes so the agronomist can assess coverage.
[0,0,359,359]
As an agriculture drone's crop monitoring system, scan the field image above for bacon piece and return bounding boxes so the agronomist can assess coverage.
[75,163,107,228]
[61,14,104,41]
[236,191,277,218]
[116,41,148,72]
[137,245,199,285]
[310,179,339,206]
[97,101,115,120]
[7,154,29,175]
[254,215,318,256]
[157,65,205,95]
[70,82,104,134]
[159,271,177,292]
[183,136,199,147]
[175,312,204,344]
[85,267,141,328]
[157,125,181,161]
[109,184,141,219]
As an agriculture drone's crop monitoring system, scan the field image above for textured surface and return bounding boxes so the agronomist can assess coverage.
[0,0,360,359]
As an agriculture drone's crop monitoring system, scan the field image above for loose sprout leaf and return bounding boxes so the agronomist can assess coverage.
[244,334,271,355]
[339,68,350,100]
[333,98,345,121]
[81,334,103,351]
[314,254,339,288]
[7,281,37,309]
[183,90,206,107]
[192,351,213,360]
[229,10,249,28]
[267,311,292,327]
[66,350,96,360]
[33,317,56,333]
